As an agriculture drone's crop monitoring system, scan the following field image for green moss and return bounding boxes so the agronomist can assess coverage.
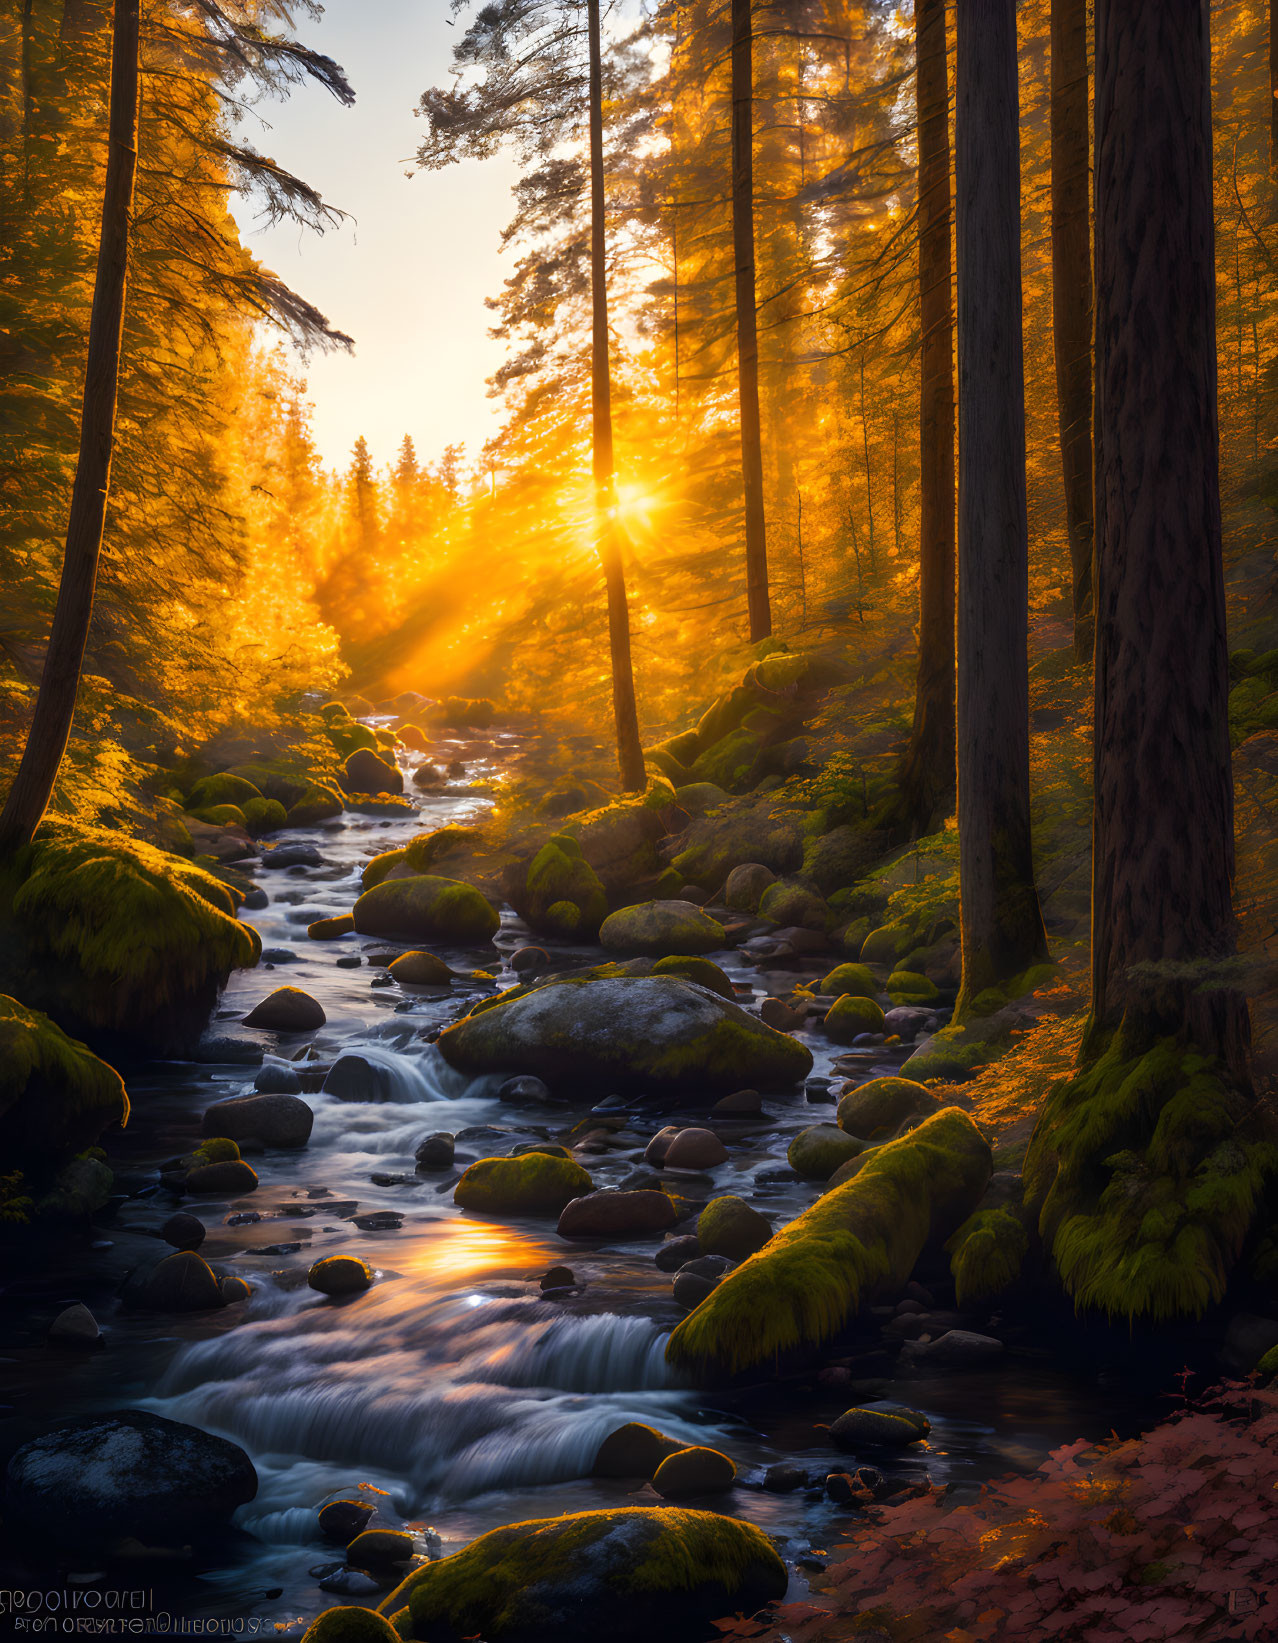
[819,962,878,999]
[651,955,735,1000]
[188,803,247,829]
[523,837,608,938]
[698,1195,772,1260]
[362,850,408,890]
[301,1607,400,1643]
[887,970,940,1004]
[1023,1035,1277,1321]
[900,1019,1012,1082]
[836,1077,938,1142]
[758,878,830,931]
[287,784,345,826]
[666,1107,991,1379]
[404,826,487,872]
[320,701,351,722]
[326,720,379,759]
[946,1206,1029,1306]
[1257,1344,1278,1380]
[227,759,321,810]
[824,993,886,1043]
[8,826,261,1032]
[0,995,128,1161]
[378,1507,785,1643]
[788,1124,863,1180]
[860,923,915,966]
[454,1153,593,1216]
[599,901,725,957]
[187,772,262,809]
[353,876,500,944]
[241,797,287,836]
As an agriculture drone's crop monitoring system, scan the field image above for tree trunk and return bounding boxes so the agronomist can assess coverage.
[897,0,956,835]
[1050,0,1093,659]
[954,0,1048,1010]
[1271,0,1278,176]
[731,0,771,642]
[587,0,645,794]
[0,0,139,856]
[1090,0,1246,1079]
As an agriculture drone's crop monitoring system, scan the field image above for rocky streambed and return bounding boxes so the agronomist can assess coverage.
[0,719,1158,1635]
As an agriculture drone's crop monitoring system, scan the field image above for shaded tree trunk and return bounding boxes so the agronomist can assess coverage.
[1050,0,1093,658]
[731,0,771,642]
[954,0,1048,1011]
[897,0,956,835]
[1090,0,1247,1079]
[1271,0,1278,176]
[587,0,645,793]
[0,0,139,856]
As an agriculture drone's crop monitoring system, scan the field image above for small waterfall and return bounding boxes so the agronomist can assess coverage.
[473,1314,674,1393]
[320,1041,454,1103]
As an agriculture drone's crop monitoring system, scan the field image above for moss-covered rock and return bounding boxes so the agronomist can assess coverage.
[427,695,498,729]
[836,1077,939,1142]
[343,748,403,796]
[301,1609,400,1643]
[377,1507,786,1643]
[521,836,608,938]
[698,1196,771,1261]
[1024,1036,1277,1321]
[353,876,500,944]
[189,803,248,829]
[592,1423,685,1478]
[349,1528,415,1566]
[689,728,766,792]
[388,951,452,985]
[819,962,878,999]
[599,900,725,957]
[886,969,940,1003]
[723,862,776,913]
[758,878,830,931]
[361,849,408,891]
[226,759,318,810]
[899,1017,1012,1082]
[829,1408,929,1449]
[860,924,915,966]
[454,1154,593,1216]
[308,1256,374,1296]
[823,994,887,1043]
[438,976,812,1097]
[4,826,261,1051]
[241,797,288,836]
[0,997,128,1163]
[309,914,355,940]
[945,1206,1029,1306]
[287,784,346,826]
[788,1124,863,1181]
[667,1108,992,1380]
[651,1446,736,1498]
[651,955,735,1000]
[669,797,804,892]
[187,773,263,810]
[673,782,730,817]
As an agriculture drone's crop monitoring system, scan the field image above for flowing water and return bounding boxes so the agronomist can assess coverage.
[0,722,1157,1627]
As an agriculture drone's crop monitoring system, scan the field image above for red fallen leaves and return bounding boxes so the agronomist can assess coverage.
[716,1385,1278,1643]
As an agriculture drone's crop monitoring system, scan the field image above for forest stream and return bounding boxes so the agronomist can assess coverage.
[0,720,1161,1631]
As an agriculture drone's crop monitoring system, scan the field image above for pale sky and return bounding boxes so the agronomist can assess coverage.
[232,0,520,473]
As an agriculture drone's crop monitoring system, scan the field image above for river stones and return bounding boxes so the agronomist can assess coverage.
[162,1211,206,1250]
[649,954,736,999]
[4,1410,256,1549]
[48,1303,101,1349]
[388,950,453,985]
[185,1158,259,1195]
[898,1329,1005,1370]
[376,1506,786,1643]
[455,1154,593,1217]
[415,1131,455,1169]
[644,1125,682,1166]
[343,748,403,795]
[202,1091,313,1149]
[304,1610,399,1643]
[697,1195,772,1261]
[352,875,500,944]
[787,1124,862,1181]
[672,1254,734,1309]
[591,1423,684,1478]
[723,862,776,913]
[655,1234,700,1271]
[829,1407,930,1449]
[255,1061,303,1094]
[661,1128,727,1169]
[437,976,812,1098]
[309,1256,374,1296]
[243,986,326,1031]
[819,962,878,999]
[823,993,887,1044]
[599,899,725,957]
[836,1077,939,1143]
[309,913,355,940]
[319,1498,377,1544]
[349,1528,415,1566]
[651,1445,737,1498]
[556,1188,678,1239]
[122,1250,225,1312]
[859,923,914,966]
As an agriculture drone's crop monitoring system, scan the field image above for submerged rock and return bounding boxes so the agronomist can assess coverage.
[4,1410,256,1549]
[437,976,812,1098]
[376,1506,786,1643]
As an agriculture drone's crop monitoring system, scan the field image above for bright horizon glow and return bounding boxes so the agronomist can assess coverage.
[230,0,521,474]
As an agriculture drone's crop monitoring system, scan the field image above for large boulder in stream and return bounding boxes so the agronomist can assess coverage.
[202,1091,313,1148]
[599,900,725,958]
[377,1506,787,1643]
[437,976,812,1098]
[4,1409,257,1550]
[353,875,500,944]
[455,1154,593,1217]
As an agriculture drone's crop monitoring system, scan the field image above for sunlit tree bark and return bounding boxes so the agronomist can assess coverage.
[897,0,955,835]
[954,0,1048,1012]
[588,0,644,791]
[1090,0,1247,1077]
[731,0,771,642]
[0,0,138,855]
[1051,0,1094,658]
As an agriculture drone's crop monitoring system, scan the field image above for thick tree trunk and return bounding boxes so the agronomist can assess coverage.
[1050,0,1094,659]
[1091,0,1247,1079]
[954,0,1048,1011]
[731,0,771,642]
[587,0,645,794]
[0,0,139,856]
[897,0,956,835]
[1271,0,1278,176]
